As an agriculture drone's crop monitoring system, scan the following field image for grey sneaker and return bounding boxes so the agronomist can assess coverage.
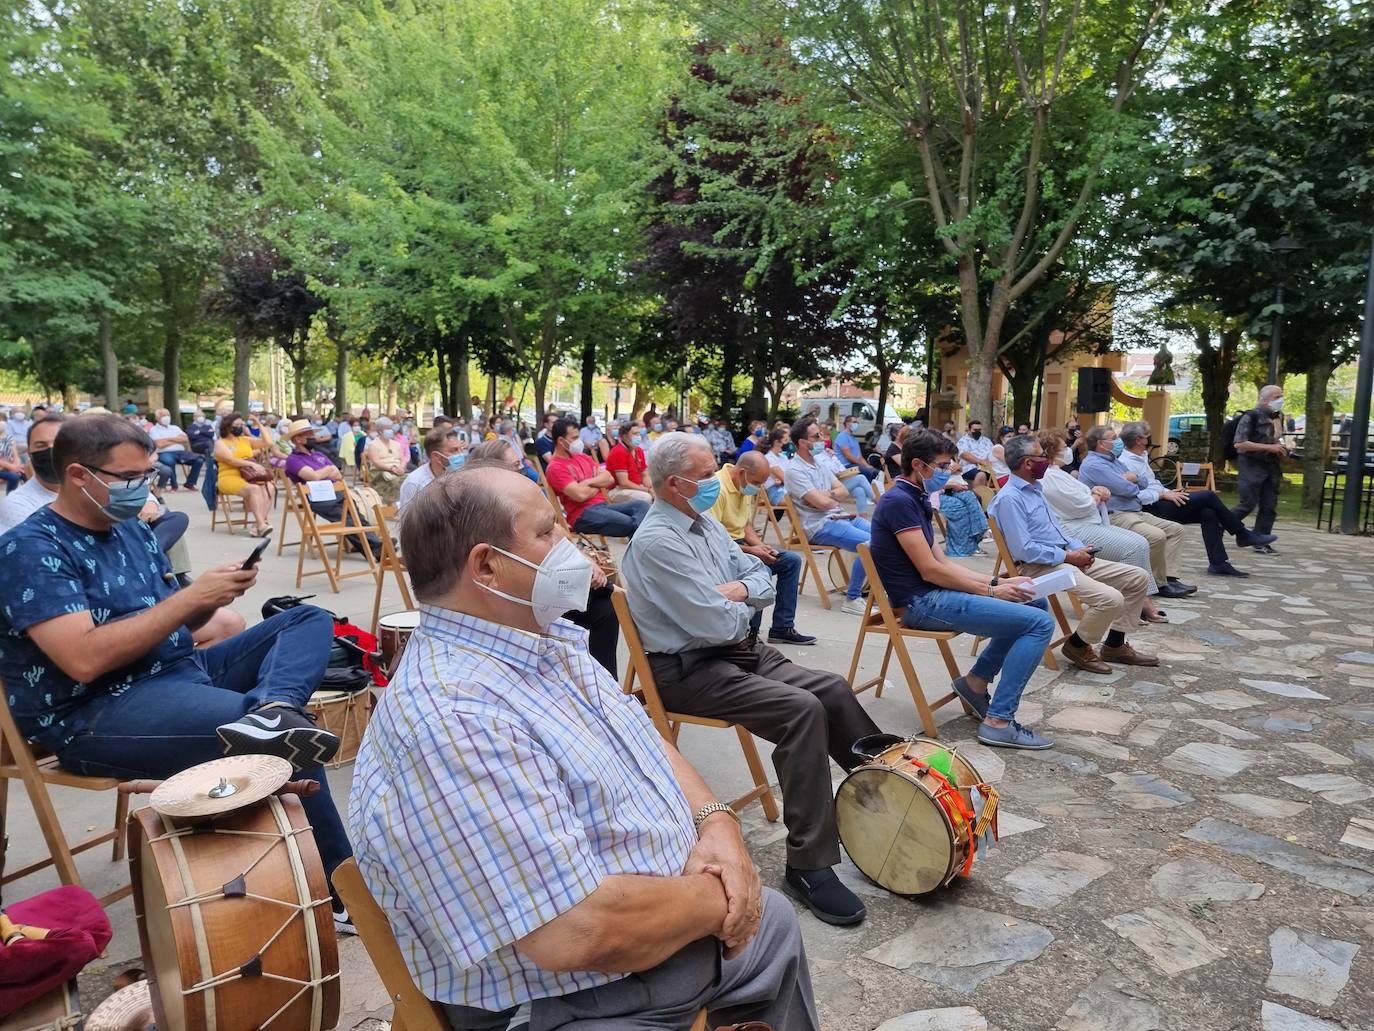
[978,720,1054,750]
[951,676,990,721]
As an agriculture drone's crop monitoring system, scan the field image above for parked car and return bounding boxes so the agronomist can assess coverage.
[800,396,905,440]
[1166,412,1207,454]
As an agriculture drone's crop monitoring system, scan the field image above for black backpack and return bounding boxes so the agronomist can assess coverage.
[1221,411,1249,462]
[261,595,380,692]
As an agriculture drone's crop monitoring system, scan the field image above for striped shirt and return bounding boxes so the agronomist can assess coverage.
[348,605,696,1011]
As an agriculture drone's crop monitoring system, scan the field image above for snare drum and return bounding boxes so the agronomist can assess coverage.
[307,688,371,766]
[377,609,420,675]
[129,791,340,1030]
[835,736,998,896]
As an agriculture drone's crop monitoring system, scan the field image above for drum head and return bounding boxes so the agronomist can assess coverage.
[836,766,957,896]
[150,755,293,818]
[874,738,985,788]
[378,609,421,630]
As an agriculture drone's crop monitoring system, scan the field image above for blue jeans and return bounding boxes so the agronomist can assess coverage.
[844,474,874,515]
[766,485,785,505]
[58,606,352,876]
[901,591,1053,722]
[808,517,871,600]
[0,471,19,494]
[156,451,205,489]
[574,499,649,538]
[746,549,802,633]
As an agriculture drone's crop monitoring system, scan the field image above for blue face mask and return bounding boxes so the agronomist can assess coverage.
[741,483,760,497]
[447,452,467,471]
[83,471,150,522]
[753,428,764,438]
[683,475,721,513]
[810,442,826,457]
[923,467,952,492]
[783,443,796,458]
[1111,438,1124,457]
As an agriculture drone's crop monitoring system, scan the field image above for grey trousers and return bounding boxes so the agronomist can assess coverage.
[649,642,881,869]
[441,889,819,1031]
[1234,455,1281,535]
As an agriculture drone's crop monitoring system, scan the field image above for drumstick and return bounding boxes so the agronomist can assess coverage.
[118,778,321,797]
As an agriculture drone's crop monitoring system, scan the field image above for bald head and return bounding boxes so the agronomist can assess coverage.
[737,451,769,477]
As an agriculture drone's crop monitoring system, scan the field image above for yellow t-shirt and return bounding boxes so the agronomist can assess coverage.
[708,465,753,540]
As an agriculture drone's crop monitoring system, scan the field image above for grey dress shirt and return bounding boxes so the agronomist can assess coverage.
[620,500,775,654]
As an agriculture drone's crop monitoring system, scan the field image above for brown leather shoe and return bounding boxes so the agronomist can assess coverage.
[1100,642,1160,666]
[1061,639,1112,674]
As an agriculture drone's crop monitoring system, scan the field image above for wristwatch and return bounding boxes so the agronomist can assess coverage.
[693,801,741,835]
[988,576,999,597]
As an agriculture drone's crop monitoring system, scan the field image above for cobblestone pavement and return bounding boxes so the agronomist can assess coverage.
[743,522,1374,1031]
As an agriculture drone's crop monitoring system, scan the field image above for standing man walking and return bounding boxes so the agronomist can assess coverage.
[1232,385,1287,552]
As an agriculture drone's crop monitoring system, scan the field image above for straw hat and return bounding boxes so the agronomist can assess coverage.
[283,418,314,440]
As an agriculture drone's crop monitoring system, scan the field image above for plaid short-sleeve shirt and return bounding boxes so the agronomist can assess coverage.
[348,606,696,1010]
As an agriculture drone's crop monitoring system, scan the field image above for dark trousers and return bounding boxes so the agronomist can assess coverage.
[59,606,351,876]
[156,451,205,489]
[1145,489,1247,566]
[567,585,618,678]
[648,643,880,869]
[1234,456,1281,535]
[574,499,649,538]
[150,510,189,556]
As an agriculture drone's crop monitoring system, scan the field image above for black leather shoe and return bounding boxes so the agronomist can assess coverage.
[784,866,866,926]
[1158,581,1193,599]
[1166,577,1198,595]
[768,626,818,646]
[1207,562,1251,578]
[1237,529,1277,547]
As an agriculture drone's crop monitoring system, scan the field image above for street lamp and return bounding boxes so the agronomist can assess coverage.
[1267,234,1302,384]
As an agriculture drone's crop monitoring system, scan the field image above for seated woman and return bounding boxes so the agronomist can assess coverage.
[933,472,988,558]
[214,410,275,537]
[1038,429,1167,624]
[763,426,790,504]
[365,416,410,504]
[989,427,1014,488]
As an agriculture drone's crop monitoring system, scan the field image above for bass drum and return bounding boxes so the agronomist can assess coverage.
[377,609,421,678]
[129,792,340,1031]
[835,736,996,897]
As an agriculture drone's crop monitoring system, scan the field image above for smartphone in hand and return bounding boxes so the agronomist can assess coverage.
[242,534,272,570]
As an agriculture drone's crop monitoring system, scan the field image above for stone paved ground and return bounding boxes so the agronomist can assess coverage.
[7,492,1374,1030]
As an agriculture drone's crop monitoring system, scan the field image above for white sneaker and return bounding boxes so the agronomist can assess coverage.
[841,597,867,615]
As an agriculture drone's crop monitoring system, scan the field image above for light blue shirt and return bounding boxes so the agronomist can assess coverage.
[1078,452,1142,512]
[620,499,774,653]
[988,475,1083,567]
[835,430,861,468]
[350,606,696,1010]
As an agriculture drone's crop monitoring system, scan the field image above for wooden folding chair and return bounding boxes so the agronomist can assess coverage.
[1179,461,1217,493]
[610,590,779,823]
[537,464,609,549]
[294,484,379,592]
[331,859,449,1031]
[371,502,414,635]
[975,517,1073,669]
[211,489,252,535]
[844,544,961,738]
[0,688,131,906]
[756,493,792,549]
[275,467,308,555]
[777,496,847,608]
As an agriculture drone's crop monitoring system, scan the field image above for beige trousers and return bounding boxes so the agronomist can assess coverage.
[1108,510,1185,583]
[1019,556,1150,643]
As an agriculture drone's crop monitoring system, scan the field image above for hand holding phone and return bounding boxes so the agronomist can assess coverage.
[242,534,272,570]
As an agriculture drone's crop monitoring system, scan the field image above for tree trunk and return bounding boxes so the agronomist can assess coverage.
[292,359,306,414]
[160,268,181,415]
[456,351,472,421]
[334,338,348,417]
[100,313,118,407]
[62,383,77,409]
[580,340,595,421]
[1001,364,1036,426]
[233,330,253,414]
[965,350,995,429]
[533,369,549,423]
[1196,325,1239,465]
[719,340,739,420]
[1301,355,1331,509]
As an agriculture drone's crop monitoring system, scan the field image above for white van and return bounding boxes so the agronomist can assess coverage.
[800,396,905,439]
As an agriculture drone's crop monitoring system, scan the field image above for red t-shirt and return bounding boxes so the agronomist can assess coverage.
[545,453,606,526]
[605,441,646,487]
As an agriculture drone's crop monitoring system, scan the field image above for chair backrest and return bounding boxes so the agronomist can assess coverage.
[608,588,673,740]
[330,859,449,1031]
[854,542,895,622]
[776,495,812,550]
[985,516,1015,579]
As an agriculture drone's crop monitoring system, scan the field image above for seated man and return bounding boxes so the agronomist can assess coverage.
[870,430,1055,748]
[1119,419,1275,577]
[707,451,816,646]
[398,425,467,511]
[546,417,648,538]
[1077,424,1194,598]
[605,417,653,505]
[0,412,66,533]
[785,417,870,615]
[623,433,880,927]
[956,419,994,486]
[833,414,879,515]
[0,414,352,927]
[353,464,817,1030]
[989,434,1158,675]
[148,408,204,491]
[284,419,383,553]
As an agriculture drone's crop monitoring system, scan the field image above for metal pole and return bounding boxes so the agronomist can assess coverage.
[1341,235,1374,534]
[1268,281,1284,385]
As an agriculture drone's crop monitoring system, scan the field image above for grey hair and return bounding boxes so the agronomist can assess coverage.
[1084,423,1114,450]
[1259,383,1282,402]
[647,431,713,490]
[1120,421,1150,447]
[1003,433,1039,472]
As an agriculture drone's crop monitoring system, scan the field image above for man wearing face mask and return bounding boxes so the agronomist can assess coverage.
[786,417,872,615]
[1232,384,1289,550]
[622,433,879,928]
[147,407,204,492]
[354,463,818,1030]
[284,419,383,554]
[870,430,1055,748]
[989,434,1157,674]
[956,419,994,485]
[0,414,356,929]
[546,417,648,538]
[706,451,816,646]
[0,413,69,531]
[398,426,469,512]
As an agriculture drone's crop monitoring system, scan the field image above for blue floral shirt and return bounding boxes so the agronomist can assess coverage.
[0,509,186,751]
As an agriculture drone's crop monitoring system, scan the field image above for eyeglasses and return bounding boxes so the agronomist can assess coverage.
[83,465,155,490]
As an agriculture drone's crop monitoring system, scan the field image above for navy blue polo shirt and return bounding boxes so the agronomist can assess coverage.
[869,477,937,607]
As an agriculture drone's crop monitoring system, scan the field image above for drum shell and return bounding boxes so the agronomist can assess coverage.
[377,610,420,677]
[307,688,372,766]
[835,739,985,897]
[128,794,340,1031]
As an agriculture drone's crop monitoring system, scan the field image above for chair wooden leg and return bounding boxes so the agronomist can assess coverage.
[890,635,940,738]
[735,726,780,822]
[112,789,129,861]
[802,551,831,609]
[20,765,82,886]
[845,624,867,687]
[936,639,963,681]
[371,571,385,636]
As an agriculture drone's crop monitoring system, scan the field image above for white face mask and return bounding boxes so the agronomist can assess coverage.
[1059,447,1072,465]
[159,415,171,426]
[569,438,586,455]
[477,538,593,628]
